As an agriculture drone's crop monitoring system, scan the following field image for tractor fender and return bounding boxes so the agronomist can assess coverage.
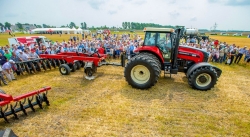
[186,62,222,78]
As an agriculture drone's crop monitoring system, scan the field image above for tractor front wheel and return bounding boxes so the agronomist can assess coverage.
[59,64,71,75]
[124,55,161,89]
[188,67,217,91]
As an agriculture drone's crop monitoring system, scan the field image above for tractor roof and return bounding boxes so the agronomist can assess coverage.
[143,27,175,33]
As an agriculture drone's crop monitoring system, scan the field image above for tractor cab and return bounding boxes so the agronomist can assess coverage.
[143,28,174,62]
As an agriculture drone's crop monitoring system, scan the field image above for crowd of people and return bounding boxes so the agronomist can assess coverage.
[182,38,250,65]
[0,33,249,85]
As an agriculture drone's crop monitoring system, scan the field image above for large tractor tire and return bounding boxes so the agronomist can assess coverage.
[188,67,218,91]
[124,54,161,89]
[59,64,71,75]
[139,52,161,69]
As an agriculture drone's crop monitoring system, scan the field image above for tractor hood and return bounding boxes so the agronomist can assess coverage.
[178,45,209,63]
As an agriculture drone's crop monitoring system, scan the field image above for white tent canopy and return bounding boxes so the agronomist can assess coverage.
[31,28,82,34]
[77,28,83,34]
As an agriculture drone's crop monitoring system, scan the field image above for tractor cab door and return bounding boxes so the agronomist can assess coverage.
[156,33,172,62]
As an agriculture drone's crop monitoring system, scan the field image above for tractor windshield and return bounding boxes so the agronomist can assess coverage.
[144,32,172,60]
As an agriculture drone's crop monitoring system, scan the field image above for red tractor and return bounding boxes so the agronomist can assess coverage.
[124,27,222,91]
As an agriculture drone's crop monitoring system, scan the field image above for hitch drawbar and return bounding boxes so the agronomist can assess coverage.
[84,53,126,80]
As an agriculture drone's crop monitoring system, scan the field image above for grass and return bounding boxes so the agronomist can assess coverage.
[0,33,250,136]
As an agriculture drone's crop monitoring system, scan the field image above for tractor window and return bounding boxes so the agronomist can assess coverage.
[144,32,157,46]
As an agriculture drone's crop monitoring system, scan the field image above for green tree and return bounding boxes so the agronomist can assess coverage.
[42,24,48,28]
[36,25,42,28]
[4,22,11,29]
[0,23,4,27]
[127,22,131,29]
[16,22,23,30]
[84,22,87,29]
[122,22,125,29]
[69,22,76,28]
[80,23,84,29]
[124,22,128,29]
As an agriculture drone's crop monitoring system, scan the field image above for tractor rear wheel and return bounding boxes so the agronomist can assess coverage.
[188,67,217,91]
[124,55,161,89]
[59,64,71,75]
[139,52,161,69]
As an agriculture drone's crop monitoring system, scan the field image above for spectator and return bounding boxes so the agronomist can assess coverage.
[219,46,225,63]
[244,48,250,63]
[0,53,7,65]
[226,48,237,65]
[2,60,16,82]
[234,46,247,64]
[0,66,8,85]
[4,49,12,60]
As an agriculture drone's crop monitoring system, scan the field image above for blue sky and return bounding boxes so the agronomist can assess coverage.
[0,0,249,30]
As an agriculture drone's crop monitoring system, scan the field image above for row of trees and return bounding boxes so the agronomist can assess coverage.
[122,22,175,30]
[1,21,176,31]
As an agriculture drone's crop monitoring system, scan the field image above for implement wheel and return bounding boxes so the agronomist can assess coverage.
[75,61,81,70]
[188,67,217,91]
[59,64,71,75]
[124,54,161,89]
[69,63,77,72]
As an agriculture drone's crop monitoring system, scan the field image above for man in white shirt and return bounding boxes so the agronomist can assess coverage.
[2,60,16,82]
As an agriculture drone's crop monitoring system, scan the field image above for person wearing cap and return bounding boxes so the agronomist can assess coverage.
[234,46,247,64]
[2,60,16,82]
